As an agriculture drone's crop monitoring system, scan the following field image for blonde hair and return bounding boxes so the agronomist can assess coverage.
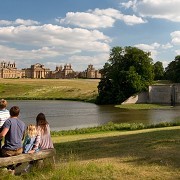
[26,124,37,138]
[0,99,7,109]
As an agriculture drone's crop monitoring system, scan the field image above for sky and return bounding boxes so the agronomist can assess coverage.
[0,0,180,71]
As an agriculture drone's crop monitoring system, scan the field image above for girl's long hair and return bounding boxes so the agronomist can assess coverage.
[36,113,49,135]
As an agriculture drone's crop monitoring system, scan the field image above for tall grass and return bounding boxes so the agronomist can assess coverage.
[51,121,180,136]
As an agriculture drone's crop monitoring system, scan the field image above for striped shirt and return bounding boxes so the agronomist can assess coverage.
[0,109,10,128]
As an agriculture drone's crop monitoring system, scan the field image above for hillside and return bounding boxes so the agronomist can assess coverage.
[0,79,99,102]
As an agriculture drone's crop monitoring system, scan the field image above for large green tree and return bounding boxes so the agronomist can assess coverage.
[165,55,180,83]
[153,61,164,80]
[96,46,154,104]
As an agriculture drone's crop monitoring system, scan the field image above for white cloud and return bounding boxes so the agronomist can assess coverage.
[0,45,58,60]
[121,1,135,9]
[58,8,146,28]
[175,49,180,55]
[161,43,173,49]
[59,11,115,29]
[121,14,146,25]
[0,19,40,26]
[0,24,111,69]
[134,42,160,59]
[123,0,180,22]
[0,20,12,26]
[134,42,176,66]
[67,53,109,71]
[162,60,169,68]
[171,31,180,45]
[0,24,110,52]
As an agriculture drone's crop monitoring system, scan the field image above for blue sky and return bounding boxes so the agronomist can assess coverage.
[0,0,180,71]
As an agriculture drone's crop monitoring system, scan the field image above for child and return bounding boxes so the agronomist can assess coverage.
[24,113,54,172]
[23,124,39,153]
[0,99,10,151]
[29,113,54,153]
[23,124,39,172]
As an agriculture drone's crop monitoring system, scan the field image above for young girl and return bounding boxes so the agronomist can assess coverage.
[23,124,39,172]
[23,124,39,153]
[29,112,54,153]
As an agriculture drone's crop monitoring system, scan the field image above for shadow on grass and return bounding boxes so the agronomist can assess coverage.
[54,129,180,169]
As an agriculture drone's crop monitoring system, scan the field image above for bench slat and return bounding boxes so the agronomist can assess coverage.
[0,149,56,167]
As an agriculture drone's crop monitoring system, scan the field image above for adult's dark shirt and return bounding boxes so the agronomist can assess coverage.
[2,117,25,150]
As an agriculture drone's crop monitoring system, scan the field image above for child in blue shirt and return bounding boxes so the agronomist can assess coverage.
[23,124,39,153]
[23,124,39,172]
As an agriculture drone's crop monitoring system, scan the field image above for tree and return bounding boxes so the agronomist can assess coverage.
[153,61,164,80]
[165,55,180,83]
[96,46,154,104]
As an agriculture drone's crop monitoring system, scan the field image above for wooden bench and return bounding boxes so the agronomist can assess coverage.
[0,148,56,168]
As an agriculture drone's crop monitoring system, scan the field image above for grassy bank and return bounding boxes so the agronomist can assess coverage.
[1,126,180,179]
[0,79,174,110]
[115,104,173,109]
[51,121,180,136]
[0,79,99,102]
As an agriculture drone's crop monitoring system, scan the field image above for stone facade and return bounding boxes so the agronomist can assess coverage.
[79,64,101,79]
[149,85,172,104]
[23,63,74,79]
[149,84,180,105]
[123,84,180,105]
[51,64,74,79]
[23,63,51,78]
[0,61,100,79]
[0,61,24,78]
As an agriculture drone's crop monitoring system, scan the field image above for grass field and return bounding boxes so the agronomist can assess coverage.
[1,126,179,179]
[0,78,99,102]
[0,78,179,179]
[53,127,180,180]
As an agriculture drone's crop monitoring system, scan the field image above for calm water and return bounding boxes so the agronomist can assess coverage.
[8,100,180,131]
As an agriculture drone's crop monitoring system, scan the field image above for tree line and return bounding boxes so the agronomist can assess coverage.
[96,46,180,105]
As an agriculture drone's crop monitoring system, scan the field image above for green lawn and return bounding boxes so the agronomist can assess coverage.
[1,126,179,179]
[0,79,99,102]
[115,103,173,109]
[0,78,179,179]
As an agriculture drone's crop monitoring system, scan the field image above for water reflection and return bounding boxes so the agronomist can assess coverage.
[8,100,180,131]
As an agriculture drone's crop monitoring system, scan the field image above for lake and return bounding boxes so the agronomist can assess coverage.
[8,100,180,131]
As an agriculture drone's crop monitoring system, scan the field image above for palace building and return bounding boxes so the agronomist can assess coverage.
[86,64,101,79]
[0,61,24,78]
[79,64,101,79]
[0,60,101,79]
[51,64,74,79]
[23,63,51,78]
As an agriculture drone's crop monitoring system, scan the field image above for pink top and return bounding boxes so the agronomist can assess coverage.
[33,124,54,150]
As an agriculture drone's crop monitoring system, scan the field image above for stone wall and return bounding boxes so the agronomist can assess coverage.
[122,84,180,105]
[122,92,149,104]
[174,84,180,104]
[149,85,172,104]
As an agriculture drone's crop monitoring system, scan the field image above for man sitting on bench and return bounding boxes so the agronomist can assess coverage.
[0,106,26,174]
